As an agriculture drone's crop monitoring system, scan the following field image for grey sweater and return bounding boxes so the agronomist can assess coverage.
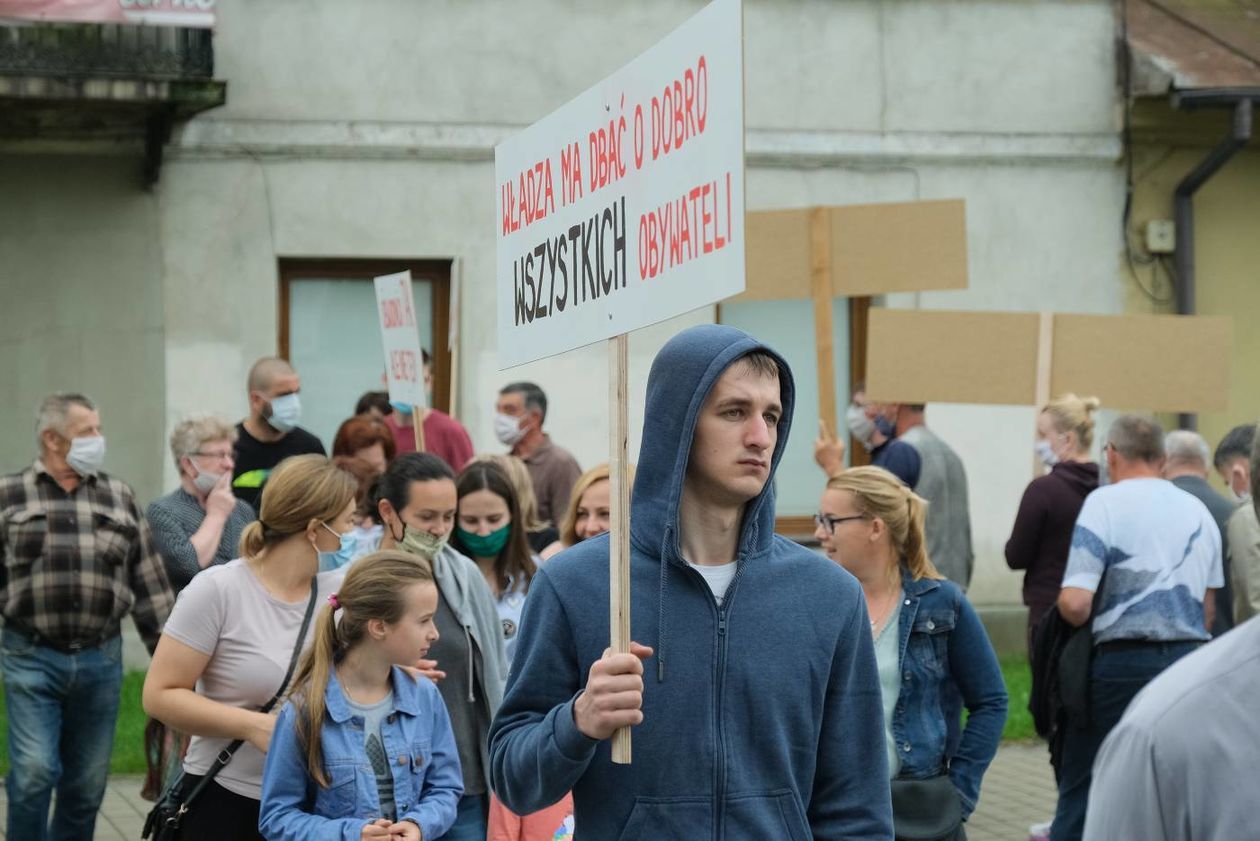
[146,488,254,592]
[902,424,974,590]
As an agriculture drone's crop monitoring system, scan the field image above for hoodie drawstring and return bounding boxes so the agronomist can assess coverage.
[464,623,476,703]
[657,547,670,683]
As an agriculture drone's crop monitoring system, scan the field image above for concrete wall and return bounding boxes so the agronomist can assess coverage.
[0,155,167,502]
[4,0,1127,608]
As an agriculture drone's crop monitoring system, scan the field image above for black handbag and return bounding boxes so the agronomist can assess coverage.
[890,775,965,841]
[141,579,319,840]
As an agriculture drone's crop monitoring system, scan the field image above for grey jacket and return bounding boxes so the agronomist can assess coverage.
[902,424,974,590]
[430,543,509,794]
[1227,503,1260,623]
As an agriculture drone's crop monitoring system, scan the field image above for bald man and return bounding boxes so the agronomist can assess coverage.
[232,356,326,512]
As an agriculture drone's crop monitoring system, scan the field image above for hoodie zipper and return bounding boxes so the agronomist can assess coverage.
[680,553,747,841]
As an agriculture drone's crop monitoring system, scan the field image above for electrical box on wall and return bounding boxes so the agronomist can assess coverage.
[1145,219,1176,254]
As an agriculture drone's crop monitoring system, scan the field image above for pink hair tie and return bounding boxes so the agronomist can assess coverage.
[327,593,340,610]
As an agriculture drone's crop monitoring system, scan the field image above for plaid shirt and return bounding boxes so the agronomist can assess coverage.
[0,460,174,653]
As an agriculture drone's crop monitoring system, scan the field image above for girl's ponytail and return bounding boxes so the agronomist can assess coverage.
[279,550,435,788]
[287,601,340,788]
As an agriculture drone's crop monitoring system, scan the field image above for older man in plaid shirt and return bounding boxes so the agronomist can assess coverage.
[0,393,174,841]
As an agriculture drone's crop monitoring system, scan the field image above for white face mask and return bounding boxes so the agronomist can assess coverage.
[494,412,527,446]
[1230,477,1250,503]
[1035,439,1060,468]
[188,459,222,495]
[66,435,106,477]
[845,404,875,448]
[266,393,302,434]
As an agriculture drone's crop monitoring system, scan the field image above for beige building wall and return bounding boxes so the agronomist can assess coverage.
[1128,102,1260,481]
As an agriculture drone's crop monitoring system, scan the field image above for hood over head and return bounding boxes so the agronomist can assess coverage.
[631,323,795,565]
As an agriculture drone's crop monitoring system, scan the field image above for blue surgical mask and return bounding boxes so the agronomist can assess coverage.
[874,415,896,438]
[391,401,414,416]
[317,522,356,572]
[266,393,302,434]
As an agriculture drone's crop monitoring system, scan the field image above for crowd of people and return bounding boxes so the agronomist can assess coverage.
[0,324,1254,840]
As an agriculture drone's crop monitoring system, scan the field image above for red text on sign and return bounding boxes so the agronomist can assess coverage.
[390,349,419,385]
[380,296,415,329]
[500,159,556,237]
[637,170,733,281]
[651,55,708,161]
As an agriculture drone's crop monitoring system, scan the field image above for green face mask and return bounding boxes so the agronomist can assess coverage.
[457,524,511,558]
[398,525,449,560]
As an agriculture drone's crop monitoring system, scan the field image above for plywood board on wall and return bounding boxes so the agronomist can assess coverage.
[739,199,968,301]
[864,309,1040,405]
[1052,314,1232,412]
[865,309,1232,413]
[743,208,811,300]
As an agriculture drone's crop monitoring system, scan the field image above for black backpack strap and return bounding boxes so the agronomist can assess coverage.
[180,577,320,805]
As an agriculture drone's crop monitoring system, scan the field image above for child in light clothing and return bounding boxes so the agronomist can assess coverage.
[260,551,463,841]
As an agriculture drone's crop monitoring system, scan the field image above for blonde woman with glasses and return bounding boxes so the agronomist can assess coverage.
[816,466,1006,840]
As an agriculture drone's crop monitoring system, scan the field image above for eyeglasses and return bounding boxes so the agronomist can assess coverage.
[814,513,868,535]
[190,451,234,462]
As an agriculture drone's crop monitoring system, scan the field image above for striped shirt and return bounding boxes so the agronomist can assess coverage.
[0,460,174,652]
[146,488,254,592]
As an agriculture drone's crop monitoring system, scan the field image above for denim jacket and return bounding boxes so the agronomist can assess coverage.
[893,570,1007,817]
[259,667,463,841]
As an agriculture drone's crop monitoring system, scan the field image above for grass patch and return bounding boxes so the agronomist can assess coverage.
[0,671,150,775]
[1001,654,1036,741]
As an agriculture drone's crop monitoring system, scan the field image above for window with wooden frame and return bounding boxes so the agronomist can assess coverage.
[278,258,452,450]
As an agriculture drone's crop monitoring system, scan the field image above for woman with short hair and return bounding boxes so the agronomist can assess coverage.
[147,414,255,593]
[332,415,396,474]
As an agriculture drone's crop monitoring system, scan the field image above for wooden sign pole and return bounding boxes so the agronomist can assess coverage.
[412,410,427,454]
[608,334,633,764]
[810,208,839,437]
[1032,311,1054,477]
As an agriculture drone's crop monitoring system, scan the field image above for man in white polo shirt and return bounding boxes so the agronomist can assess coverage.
[1050,414,1222,841]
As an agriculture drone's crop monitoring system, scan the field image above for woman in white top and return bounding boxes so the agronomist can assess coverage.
[142,455,357,841]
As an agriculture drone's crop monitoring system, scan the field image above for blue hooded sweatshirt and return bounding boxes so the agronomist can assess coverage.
[488,324,893,840]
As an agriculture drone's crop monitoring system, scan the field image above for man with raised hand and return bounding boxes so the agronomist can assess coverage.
[489,324,891,839]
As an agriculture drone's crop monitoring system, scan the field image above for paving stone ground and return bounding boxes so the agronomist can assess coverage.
[0,741,1058,840]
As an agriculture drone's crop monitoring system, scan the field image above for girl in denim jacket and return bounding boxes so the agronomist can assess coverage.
[816,467,1007,840]
[260,551,463,841]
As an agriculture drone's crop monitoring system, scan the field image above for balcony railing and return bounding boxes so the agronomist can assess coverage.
[0,22,212,80]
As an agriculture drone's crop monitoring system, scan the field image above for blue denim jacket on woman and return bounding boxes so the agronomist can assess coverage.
[894,570,1007,817]
[259,666,463,841]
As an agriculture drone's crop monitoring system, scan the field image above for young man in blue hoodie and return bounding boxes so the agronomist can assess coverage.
[488,324,893,839]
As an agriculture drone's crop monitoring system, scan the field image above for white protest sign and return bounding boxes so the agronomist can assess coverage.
[374,271,427,410]
[495,0,745,368]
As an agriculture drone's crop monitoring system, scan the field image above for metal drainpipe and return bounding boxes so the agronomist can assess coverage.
[1172,97,1253,431]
